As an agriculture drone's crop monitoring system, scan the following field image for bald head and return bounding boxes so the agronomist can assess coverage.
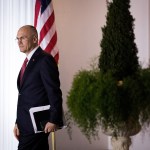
[17,25,38,55]
[18,25,38,38]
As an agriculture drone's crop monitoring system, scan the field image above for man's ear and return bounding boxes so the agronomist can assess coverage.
[33,35,38,44]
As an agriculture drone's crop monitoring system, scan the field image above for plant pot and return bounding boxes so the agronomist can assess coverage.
[102,121,141,150]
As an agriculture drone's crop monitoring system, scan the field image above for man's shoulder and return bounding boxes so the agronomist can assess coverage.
[41,51,55,62]
[33,47,57,66]
[35,47,53,59]
[38,50,57,66]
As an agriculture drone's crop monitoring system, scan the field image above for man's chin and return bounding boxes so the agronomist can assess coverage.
[20,49,25,53]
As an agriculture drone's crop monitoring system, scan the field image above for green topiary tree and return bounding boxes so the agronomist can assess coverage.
[97,0,143,133]
[67,0,150,148]
[99,0,139,79]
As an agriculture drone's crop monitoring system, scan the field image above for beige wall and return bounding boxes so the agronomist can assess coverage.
[53,0,108,149]
[52,0,150,150]
[131,0,149,68]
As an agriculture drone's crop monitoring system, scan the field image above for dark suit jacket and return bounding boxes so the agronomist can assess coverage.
[16,47,63,134]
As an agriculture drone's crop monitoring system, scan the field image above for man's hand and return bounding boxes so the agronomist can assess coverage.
[44,122,57,133]
[13,124,20,140]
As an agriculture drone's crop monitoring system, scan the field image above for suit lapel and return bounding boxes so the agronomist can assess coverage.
[19,47,43,89]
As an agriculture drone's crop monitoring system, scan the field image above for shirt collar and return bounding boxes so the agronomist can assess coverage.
[26,46,39,62]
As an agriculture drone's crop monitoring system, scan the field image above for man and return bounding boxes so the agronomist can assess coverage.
[13,25,63,150]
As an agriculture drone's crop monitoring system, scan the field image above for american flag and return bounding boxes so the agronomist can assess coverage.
[34,0,59,63]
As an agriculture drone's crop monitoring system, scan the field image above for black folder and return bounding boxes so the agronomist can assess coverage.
[29,105,50,133]
[29,105,67,133]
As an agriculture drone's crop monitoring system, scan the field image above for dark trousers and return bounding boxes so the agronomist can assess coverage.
[18,132,49,150]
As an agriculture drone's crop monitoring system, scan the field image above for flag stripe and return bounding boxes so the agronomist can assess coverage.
[34,0,59,63]
[45,31,57,53]
[37,2,53,31]
[39,11,54,44]
[40,22,56,50]
[34,0,41,27]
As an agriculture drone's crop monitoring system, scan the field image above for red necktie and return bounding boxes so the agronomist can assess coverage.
[20,58,28,83]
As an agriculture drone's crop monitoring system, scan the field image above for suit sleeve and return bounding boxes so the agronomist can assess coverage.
[40,55,63,125]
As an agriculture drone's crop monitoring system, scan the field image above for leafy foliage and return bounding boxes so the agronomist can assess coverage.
[96,72,144,129]
[67,70,100,138]
[67,0,150,140]
[140,68,150,125]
